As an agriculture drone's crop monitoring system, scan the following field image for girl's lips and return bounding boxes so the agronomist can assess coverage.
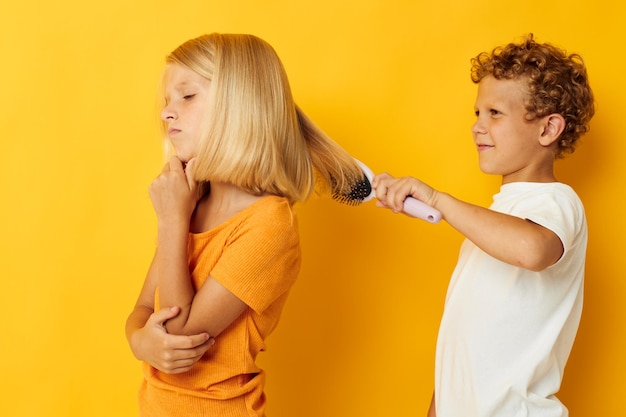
[477,144,494,151]
[168,128,181,135]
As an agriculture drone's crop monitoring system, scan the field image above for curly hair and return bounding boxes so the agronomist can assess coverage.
[471,34,595,158]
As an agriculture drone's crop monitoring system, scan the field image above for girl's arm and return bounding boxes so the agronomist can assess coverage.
[148,157,248,336]
[125,254,214,373]
[373,174,563,271]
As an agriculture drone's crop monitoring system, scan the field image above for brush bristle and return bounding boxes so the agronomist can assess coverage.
[332,174,373,206]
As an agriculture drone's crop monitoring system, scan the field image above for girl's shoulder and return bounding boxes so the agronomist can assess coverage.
[243,195,296,226]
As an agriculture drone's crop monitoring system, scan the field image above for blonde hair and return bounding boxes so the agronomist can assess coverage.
[163,33,362,204]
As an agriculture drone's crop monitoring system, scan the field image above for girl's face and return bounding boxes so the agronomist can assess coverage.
[471,75,551,183]
[161,63,212,162]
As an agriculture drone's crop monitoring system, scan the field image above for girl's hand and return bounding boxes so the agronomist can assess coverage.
[129,306,214,374]
[372,172,437,213]
[149,157,199,226]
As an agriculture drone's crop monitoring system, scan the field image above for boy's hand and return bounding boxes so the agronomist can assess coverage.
[372,173,437,213]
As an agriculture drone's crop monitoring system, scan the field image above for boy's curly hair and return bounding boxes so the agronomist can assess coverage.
[471,34,595,158]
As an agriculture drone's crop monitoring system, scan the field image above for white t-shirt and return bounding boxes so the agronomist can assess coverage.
[435,182,587,417]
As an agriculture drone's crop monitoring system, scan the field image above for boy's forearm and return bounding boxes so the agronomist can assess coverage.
[434,192,561,270]
[427,391,436,417]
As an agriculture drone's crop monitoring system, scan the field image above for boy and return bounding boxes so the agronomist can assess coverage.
[373,34,595,417]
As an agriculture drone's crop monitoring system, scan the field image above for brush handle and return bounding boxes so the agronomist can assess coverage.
[353,158,442,223]
[403,197,442,224]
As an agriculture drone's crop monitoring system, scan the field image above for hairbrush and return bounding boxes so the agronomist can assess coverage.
[334,160,442,224]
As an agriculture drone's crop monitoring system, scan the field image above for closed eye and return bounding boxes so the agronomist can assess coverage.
[183,94,196,100]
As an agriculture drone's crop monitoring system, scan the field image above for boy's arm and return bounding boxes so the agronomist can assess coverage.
[373,174,563,271]
[434,192,562,271]
[427,391,436,417]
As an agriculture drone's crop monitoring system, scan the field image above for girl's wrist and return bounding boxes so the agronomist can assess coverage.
[157,218,190,240]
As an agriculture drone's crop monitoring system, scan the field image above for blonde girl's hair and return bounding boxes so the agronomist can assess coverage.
[164,33,363,204]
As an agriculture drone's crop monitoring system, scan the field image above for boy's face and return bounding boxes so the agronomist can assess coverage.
[472,75,555,183]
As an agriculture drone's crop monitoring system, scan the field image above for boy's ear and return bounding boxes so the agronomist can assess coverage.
[539,114,566,146]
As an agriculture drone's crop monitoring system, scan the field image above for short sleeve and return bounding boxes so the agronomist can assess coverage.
[506,184,586,253]
[210,200,301,314]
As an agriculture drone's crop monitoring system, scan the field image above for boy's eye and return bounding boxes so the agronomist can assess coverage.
[490,109,501,116]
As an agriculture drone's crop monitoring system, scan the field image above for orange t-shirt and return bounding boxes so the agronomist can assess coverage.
[139,196,301,417]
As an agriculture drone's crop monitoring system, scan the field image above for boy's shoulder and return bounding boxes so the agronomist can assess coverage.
[494,181,585,223]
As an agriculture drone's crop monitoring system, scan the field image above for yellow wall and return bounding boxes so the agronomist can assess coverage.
[1,1,624,415]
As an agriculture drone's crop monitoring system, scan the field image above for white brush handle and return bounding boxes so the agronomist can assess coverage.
[403,197,442,224]
[354,158,442,224]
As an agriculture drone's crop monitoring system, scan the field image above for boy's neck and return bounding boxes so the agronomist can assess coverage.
[501,171,557,184]
[501,153,557,184]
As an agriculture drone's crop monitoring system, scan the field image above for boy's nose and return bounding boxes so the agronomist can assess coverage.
[471,119,485,134]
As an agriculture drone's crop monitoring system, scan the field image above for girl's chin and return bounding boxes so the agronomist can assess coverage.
[175,153,194,163]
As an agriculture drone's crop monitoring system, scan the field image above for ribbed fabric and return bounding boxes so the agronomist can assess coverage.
[139,196,301,417]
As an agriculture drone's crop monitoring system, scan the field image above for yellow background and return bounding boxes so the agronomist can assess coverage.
[1,1,624,416]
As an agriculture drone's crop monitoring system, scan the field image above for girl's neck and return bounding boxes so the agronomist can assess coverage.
[190,182,268,233]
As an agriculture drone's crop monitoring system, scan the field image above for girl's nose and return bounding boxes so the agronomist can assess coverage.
[161,105,177,121]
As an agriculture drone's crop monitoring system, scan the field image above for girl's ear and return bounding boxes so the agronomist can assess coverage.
[539,114,566,147]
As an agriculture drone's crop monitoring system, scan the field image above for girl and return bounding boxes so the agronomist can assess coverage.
[125,33,363,417]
